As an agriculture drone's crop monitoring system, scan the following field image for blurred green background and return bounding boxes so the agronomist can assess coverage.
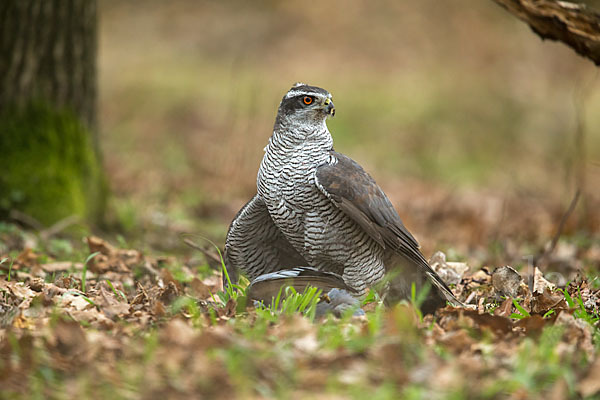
[98,0,600,252]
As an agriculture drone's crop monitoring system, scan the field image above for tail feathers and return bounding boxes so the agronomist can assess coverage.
[426,270,463,307]
[248,267,357,303]
[384,254,464,313]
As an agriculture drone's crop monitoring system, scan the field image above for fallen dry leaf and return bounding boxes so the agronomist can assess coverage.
[492,266,522,298]
[494,298,513,318]
[514,315,547,334]
[530,288,568,314]
[533,267,556,294]
[60,292,93,312]
[578,357,600,397]
[40,262,76,273]
[555,311,595,358]
[429,251,469,285]
[189,277,213,299]
[16,248,39,269]
[160,318,196,347]
[86,236,144,274]
[96,286,130,320]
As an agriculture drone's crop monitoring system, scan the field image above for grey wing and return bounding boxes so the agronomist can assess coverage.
[224,194,308,284]
[314,151,461,307]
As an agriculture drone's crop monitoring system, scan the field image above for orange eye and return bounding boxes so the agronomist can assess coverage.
[303,96,313,105]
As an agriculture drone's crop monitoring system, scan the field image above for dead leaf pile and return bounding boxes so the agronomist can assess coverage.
[0,232,599,398]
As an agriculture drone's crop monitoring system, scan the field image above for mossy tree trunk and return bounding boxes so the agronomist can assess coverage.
[0,0,106,227]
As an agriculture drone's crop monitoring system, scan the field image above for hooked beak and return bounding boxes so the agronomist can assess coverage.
[322,98,335,117]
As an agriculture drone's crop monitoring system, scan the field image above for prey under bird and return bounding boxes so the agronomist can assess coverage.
[225,83,462,313]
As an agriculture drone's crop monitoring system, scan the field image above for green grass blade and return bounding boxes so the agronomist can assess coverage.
[106,279,127,302]
[511,298,530,318]
[81,251,100,293]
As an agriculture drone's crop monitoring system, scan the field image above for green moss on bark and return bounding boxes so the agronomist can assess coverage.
[0,103,107,226]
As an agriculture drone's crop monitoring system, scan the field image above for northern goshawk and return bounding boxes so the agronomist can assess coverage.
[225,83,461,313]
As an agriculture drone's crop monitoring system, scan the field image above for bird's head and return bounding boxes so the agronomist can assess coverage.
[275,83,335,132]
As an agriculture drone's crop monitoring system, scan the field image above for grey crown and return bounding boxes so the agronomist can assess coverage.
[224,83,461,313]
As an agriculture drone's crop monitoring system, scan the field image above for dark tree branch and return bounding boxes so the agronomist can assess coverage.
[492,0,600,65]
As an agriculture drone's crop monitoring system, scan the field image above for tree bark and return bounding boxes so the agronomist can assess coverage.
[0,0,97,133]
[0,0,105,226]
[492,0,600,66]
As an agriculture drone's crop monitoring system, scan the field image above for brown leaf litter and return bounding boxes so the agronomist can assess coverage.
[0,235,599,398]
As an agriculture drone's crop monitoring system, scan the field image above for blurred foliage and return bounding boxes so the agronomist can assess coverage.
[93,0,600,250]
[0,221,598,398]
[99,0,600,194]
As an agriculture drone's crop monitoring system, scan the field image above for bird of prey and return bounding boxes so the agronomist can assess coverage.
[225,83,461,313]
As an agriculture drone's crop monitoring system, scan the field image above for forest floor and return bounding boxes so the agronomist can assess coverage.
[1,185,599,399]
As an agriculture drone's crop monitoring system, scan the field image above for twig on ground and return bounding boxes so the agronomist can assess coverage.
[9,209,44,230]
[535,189,581,266]
[40,215,80,240]
[182,236,223,271]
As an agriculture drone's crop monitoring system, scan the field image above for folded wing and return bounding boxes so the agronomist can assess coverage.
[224,195,308,284]
[315,151,461,306]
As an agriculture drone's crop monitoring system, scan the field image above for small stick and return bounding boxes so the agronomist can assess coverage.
[9,209,44,230]
[40,215,80,240]
[182,237,223,270]
[536,189,581,266]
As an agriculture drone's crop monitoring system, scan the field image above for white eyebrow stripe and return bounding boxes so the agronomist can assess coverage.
[284,89,315,99]
[284,89,332,100]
